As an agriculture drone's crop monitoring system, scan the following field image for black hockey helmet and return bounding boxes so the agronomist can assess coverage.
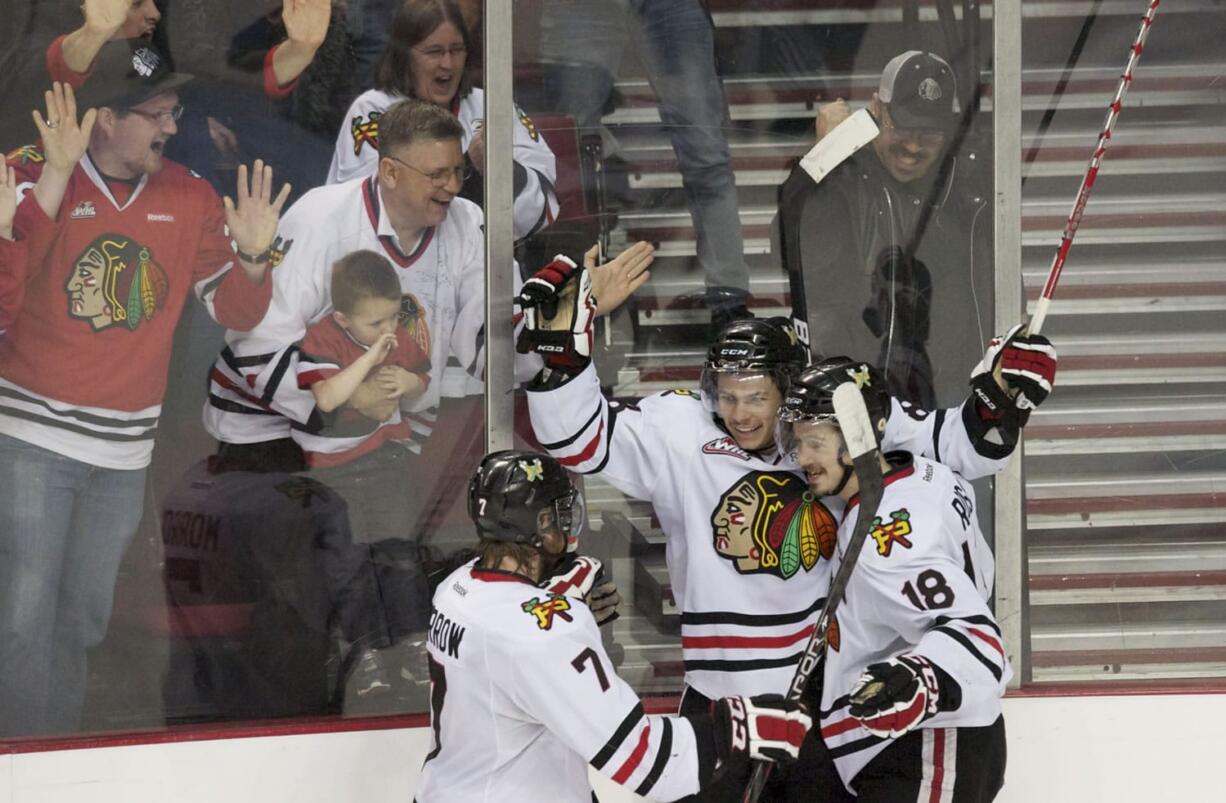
[779,356,891,449]
[467,450,581,548]
[700,317,809,408]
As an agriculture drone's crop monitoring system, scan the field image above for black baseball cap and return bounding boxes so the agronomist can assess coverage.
[878,51,959,132]
[75,39,193,111]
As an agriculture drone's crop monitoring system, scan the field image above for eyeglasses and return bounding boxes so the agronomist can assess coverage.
[385,155,472,188]
[878,108,945,146]
[126,103,184,124]
[413,45,467,63]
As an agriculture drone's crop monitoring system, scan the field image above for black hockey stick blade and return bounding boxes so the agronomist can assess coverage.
[742,383,886,803]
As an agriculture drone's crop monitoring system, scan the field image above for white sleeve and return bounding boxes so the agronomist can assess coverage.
[511,106,560,240]
[506,608,706,801]
[328,94,382,185]
[527,364,702,503]
[881,397,1010,480]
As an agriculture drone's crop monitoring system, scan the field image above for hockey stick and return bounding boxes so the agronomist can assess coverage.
[742,382,886,803]
[1028,0,1160,335]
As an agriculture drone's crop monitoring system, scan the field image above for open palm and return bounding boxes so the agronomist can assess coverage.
[31,83,96,173]
[223,160,291,257]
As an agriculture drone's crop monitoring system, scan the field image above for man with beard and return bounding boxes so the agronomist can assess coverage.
[774,51,993,408]
[0,41,288,736]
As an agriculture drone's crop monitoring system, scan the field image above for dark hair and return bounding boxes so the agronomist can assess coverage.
[377,97,464,155]
[330,250,401,314]
[375,0,473,102]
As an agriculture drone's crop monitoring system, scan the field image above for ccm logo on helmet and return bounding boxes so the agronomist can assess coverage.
[719,347,752,357]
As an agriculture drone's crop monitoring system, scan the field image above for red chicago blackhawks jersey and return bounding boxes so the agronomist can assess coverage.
[418,559,708,802]
[818,454,1009,790]
[0,147,272,468]
[294,314,431,467]
[526,364,1009,701]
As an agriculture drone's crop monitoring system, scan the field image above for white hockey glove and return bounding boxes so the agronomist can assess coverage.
[712,694,811,770]
[847,655,945,739]
[541,555,621,626]
[968,323,1058,436]
[516,255,597,372]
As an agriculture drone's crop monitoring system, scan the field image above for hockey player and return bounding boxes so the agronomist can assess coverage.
[416,449,812,802]
[327,0,558,241]
[516,264,1053,799]
[780,359,1015,801]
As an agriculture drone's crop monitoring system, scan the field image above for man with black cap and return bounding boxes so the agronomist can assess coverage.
[0,39,289,737]
[773,51,993,410]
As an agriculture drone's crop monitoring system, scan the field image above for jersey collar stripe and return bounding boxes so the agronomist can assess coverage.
[469,567,536,585]
[847,461,915,510]
[610,720,652,785]
[592,703,645,769]
[362,177,436,268]
[555,419,605,467]
[680,594,824,627]
[633,717,673,797]
[681,623,815,651]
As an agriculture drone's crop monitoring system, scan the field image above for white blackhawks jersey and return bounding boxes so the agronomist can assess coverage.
[527,364,1008,701]
[417,560,706,803]
[819,454,1010,789]
[203,178,538,447]
[327,87,559,240]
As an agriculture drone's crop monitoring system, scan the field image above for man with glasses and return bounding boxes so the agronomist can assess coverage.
[773,51,993,409]
[0,39,289,736]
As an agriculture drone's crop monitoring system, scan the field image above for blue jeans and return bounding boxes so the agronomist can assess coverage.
[540,0,750,303]
[0,435,146,737]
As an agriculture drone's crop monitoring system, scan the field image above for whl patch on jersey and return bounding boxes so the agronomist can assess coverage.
[702,436,751,461]
[70,200,97,220]
[351,111,381,155]
[870,509,913,557]
[711,471,837,579]
[523,593,573,630]
[66,234,169,332]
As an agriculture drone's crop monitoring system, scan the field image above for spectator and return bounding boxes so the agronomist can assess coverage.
[0,41,289,737]
[774,51,992,408]
[538,0,753,331]
[295,249,431,541]
[327,0,559,242]
[0,162,28,334]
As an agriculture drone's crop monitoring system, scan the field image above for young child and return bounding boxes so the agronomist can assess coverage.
[294,249,431,470]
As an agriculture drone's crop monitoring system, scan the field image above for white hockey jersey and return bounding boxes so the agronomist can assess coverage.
[327,88,559,241]
[203,177,537,447]
[818,454,1010,790]
[527,364,1008,701]
[417,560,708,803]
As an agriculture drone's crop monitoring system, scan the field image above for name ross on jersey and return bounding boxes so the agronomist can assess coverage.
[428,609,466,659]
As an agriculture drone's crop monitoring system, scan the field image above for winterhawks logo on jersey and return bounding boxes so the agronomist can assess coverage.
[66,234,169,332]
[711,471,837,578]
[870,509,913,557]
[350,111,381,155]
[701,436,751,461]
[522,593,573,630]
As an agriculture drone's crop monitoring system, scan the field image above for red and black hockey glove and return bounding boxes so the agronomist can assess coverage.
[712,694,810,772]
[847,655,944,739]
[516,255,597,373]
[541,555,621,626]
[968,323,1058,435]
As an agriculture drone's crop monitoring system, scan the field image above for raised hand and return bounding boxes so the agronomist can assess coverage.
[0,165,17,240]
[83,0,136,36]
[282,0,331,49]
[31,83,96,174]
[587,241,654,316]
[223,160,291,262]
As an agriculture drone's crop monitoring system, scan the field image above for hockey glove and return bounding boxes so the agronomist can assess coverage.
[516,255,597,372]
[541,555,621,626]
[968,324,1058,435]
[848,655,943,739]
[712,694,811,771]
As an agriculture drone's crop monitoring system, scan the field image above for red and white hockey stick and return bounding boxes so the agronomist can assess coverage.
[1029,0,1160,334]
